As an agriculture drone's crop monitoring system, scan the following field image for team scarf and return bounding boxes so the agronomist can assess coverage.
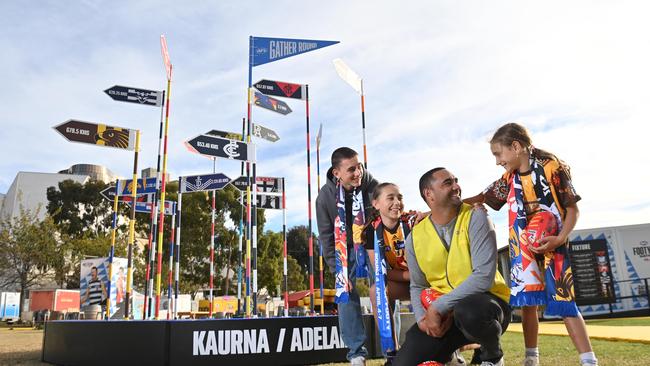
[508,155,579,317]
[372,215,413,354]
[333,182,368,303]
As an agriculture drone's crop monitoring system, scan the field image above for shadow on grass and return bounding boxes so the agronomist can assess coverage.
[318,331,650,366]
[0,350,49,365]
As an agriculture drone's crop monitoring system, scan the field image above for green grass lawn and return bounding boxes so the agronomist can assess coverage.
[318,330,650,365]
[538,317,650,327]
[584,317,650,327]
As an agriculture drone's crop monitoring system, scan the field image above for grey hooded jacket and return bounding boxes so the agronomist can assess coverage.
[315,166,378,273]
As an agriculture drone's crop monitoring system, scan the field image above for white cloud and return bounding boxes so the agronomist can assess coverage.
[1,1,649,245]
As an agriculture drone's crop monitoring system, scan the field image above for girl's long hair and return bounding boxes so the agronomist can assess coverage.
[490,122,571,175]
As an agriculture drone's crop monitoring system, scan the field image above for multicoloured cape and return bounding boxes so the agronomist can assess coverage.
[508,156,579,317]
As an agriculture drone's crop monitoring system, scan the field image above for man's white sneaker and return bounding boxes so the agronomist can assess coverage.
[350,355,366,366]
[445,350,467,366]
[480,358,504,366]
[523,355,539,366]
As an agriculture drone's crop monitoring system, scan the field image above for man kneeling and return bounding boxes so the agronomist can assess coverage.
[394,168,511,366]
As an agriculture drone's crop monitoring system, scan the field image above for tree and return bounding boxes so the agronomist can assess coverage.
[0,208,59,314]
[47,179,131,288]
[163,184,265,298]
[256,231,283,296]
[54,232,128,289]
[286,225,334,289]
[286,256,306,292]
[46,179,119,236]
[45,178,269,301]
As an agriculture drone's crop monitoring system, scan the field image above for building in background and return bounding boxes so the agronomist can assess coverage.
[1,163,121,221]
[58,163,117,183]
[0,172,89,221]
[141,167,157,179]
[140,167,171,183]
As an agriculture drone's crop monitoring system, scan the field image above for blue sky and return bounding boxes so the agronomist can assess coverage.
[1,1,649,247]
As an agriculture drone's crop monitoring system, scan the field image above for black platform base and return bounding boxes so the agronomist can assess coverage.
[42,315,382,366]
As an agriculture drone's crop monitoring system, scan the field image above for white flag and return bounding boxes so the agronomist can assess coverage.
[333,58,363,95]
[316,123,323,149]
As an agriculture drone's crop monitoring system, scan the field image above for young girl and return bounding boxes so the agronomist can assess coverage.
[364,183,414,365]
[464,122,597,366]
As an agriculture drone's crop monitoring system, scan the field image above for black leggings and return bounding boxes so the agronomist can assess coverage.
[394,293,511,365]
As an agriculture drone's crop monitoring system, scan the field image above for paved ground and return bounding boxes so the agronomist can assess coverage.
[0,328,48,365]
[508,321,650,344]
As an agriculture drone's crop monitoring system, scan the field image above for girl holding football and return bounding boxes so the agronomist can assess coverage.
[464,122,597,366]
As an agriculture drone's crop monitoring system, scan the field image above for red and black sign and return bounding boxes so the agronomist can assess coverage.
[254,79,305,100]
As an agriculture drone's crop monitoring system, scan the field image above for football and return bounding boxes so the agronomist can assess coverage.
[421,288,443,309]
[521,211,559,248]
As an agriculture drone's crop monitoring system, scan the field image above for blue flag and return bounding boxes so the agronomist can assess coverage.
[250,36,339,67]
[119,177,158,195]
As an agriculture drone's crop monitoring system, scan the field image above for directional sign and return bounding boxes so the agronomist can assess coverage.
[104,85,163,107]
[205,129,243,141]
[253,79,305,100]
[185,134,253,162]
[100,186,153,203]
[180,173,231,193]
[253,91,292,115]
[251,123,280,143]
[242,194,282,210]
[134,200,176,216]
[54,120,137,151]
[118,177,158,196]
[231,176,283,194]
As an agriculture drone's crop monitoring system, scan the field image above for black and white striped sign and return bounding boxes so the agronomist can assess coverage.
[104,85,163,107]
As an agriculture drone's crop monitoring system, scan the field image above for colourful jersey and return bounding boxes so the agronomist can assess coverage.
[483,158,581,219]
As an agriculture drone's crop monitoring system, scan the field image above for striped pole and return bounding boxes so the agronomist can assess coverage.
[245,36,254,318]
[155,68,172,319]
[305,84,315,314]
[105,180,120,319]
[251,152,258,316]
[144,90,165,319]
[282,178,288,317]
[237,194,244,306]
[167,208,175,320]
[209,186,216,317]
[316,125,324,315]
[174,179,183,319]
[360,80,368,169]
[236,117,246,311]
[144,201,156,319]
[125,130,140,319]
[245,165,251,317]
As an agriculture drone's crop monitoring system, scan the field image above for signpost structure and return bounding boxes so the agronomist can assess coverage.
[177,172,232,317]
[53,119,141,319]
[248,35,339,316]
